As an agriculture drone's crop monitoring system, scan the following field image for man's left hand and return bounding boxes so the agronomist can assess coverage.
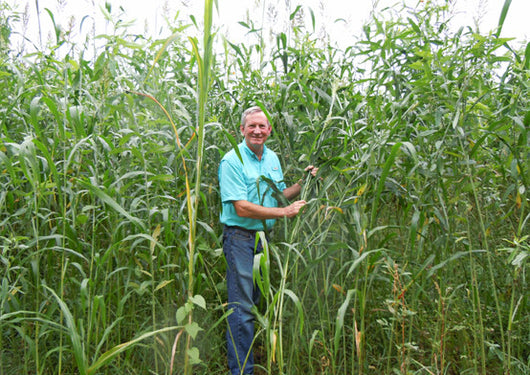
[305,165,318,177]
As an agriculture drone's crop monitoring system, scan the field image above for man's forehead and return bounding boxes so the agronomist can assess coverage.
[244,113,269,125]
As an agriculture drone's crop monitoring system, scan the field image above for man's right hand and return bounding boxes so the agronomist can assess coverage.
[283,200,307,218]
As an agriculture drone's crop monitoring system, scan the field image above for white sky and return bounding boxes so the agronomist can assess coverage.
[5,0,530,55]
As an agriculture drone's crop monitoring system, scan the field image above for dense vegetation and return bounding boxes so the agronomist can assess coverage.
[0,0,528,374]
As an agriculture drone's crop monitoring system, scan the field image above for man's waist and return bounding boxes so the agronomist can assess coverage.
[224,225,260,234]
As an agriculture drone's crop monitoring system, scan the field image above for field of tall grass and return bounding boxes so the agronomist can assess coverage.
[0,0,528,374]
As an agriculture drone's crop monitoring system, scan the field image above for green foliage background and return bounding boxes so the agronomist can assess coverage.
[0,1,528,374]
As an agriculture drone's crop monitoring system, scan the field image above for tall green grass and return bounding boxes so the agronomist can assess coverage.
[1,0,528,374]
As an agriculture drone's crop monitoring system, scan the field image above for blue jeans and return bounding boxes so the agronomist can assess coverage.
[223,226,263,375]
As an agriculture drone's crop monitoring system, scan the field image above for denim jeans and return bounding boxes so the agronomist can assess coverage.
[223,226,263,375]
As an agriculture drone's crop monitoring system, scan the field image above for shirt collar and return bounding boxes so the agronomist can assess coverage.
[241,141,267,161]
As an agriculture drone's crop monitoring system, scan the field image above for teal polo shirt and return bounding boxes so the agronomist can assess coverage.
[219,141,286,231]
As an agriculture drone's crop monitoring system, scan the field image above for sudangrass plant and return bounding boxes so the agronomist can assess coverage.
[1,0,528,374]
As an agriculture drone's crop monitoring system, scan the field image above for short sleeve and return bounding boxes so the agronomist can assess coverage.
[218,157,247,203]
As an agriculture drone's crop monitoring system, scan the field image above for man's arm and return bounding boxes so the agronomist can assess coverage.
[283,182,302,200]
[233,199,306,219]
[282,165,318,200]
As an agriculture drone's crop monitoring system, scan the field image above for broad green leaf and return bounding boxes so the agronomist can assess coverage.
[187,347,201,365]
[189,294,206,310]
[495,0,512,37]
[44,286,87,375]
[333,289,354,356]
[283,288,304,334]
[290,5,302,20]
[77,179,145,231]
[185,322,203,339]
[87,326,180,375]
[176,304,190,325]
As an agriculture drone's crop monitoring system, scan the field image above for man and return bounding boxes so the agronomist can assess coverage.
[218,106,317,374]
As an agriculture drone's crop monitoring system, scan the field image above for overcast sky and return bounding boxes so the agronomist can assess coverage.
[6,0,530,55]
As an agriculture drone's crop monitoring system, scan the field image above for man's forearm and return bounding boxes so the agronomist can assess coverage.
[283,182,302,200]
[283,165,318,200]
[233,200,286,219]
[233,199,306,219]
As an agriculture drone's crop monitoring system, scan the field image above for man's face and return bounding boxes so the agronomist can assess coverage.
[240,111,272,151]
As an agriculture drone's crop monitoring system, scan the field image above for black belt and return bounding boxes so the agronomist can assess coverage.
[224,225,258,234]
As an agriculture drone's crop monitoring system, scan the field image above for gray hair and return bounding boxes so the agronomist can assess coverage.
[240,106,270,127]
